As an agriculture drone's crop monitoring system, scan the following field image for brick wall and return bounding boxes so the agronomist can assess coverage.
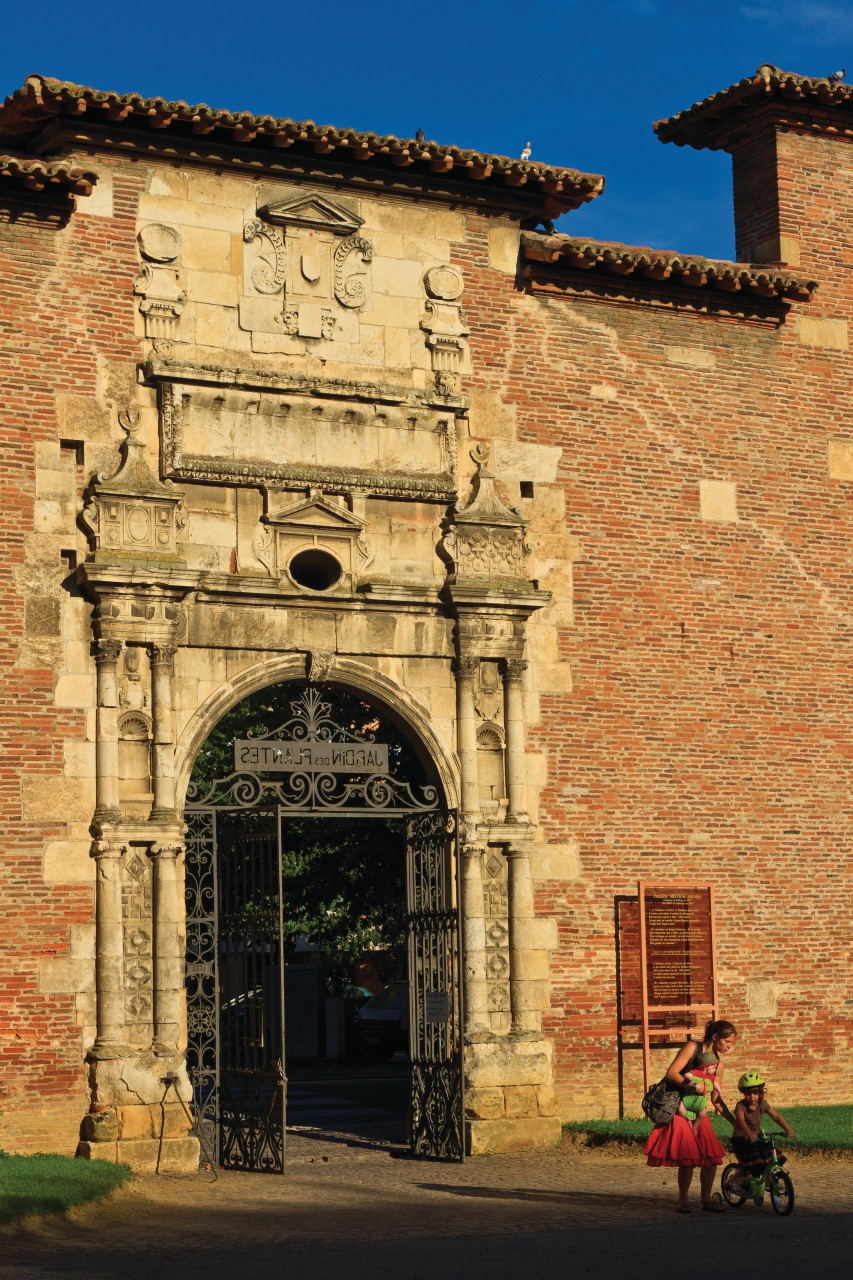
[0,160,144,1152]
[460,125,853,1117]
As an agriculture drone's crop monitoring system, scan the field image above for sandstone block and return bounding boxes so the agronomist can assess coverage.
[797,316,848,350]
[137,193,241,234]
[76,1140,119,1163]
[665,345,716,369]
[81,1108,118,1143]
[39,957,94,995]
[699,478,738,523]
[464,1087,505,1120]
[115,1138,160,1173]
[532,842,581,882]
[828,438,853,480]
[155,1136,201,1173]
[116,1104,155,1141]
[82,171,114,219]
[488,225,520,275]
[467,1116,562,1155]
[371,256,424,298]
[504,1085,538,1118]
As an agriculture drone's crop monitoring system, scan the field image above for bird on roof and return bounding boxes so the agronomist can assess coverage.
[520,141,532,161]
[828,68,846,82]
[415,128,425,144]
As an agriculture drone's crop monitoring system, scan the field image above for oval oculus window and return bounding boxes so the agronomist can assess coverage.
[288,548,343,592]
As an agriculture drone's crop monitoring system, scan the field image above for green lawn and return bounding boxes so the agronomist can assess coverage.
[564,1105,853,1152]
[0,1152,131,1224]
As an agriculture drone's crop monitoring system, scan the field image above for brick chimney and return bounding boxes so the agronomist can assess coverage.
[655,64,853,276]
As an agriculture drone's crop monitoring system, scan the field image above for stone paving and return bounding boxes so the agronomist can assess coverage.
[3,1137,850,1280]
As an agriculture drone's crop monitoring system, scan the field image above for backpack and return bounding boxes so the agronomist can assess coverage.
[642,1043,704,1126]
[641,1077,681,1126]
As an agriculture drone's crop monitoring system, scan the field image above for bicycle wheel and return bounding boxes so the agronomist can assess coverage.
[721,1163,747,1207]
[770,1169,794,1215]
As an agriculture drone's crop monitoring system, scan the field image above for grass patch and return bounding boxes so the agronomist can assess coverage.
[0,1152,131,1225]
[564,1105,853,1153]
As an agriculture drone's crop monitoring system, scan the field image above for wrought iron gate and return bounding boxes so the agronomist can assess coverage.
[184,684,464,1171]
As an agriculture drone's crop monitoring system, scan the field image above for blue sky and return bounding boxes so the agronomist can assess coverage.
[2,1,851,260]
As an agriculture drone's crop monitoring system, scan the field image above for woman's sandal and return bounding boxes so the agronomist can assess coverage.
[674,1202,691,1213]
[702,1198,725,1213]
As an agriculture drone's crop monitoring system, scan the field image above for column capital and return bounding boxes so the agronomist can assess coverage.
[149,841,183,860]
[92,637,123,665]
[149,643,177,670]
[503,657,528,681]
[91,839,128,862]
[453,654,480,679]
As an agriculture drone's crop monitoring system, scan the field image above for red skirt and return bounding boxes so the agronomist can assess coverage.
[644,1113,726,1168]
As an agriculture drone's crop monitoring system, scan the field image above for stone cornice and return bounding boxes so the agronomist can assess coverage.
[655,64,853,152]
[0,74,605,217]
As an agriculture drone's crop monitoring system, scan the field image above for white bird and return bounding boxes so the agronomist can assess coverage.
[828,68,846,82]
[520,141,532,161]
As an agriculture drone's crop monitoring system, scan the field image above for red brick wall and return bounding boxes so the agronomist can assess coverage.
[0,159,144,1152]
[460,125,853,1117]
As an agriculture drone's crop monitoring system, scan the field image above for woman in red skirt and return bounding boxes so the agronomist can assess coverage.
[644,1018,737,1212]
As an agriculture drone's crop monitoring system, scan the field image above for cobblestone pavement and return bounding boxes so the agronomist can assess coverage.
[3,1137,850,1280]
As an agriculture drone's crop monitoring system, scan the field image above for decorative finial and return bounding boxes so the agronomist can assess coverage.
[118,408,141,437]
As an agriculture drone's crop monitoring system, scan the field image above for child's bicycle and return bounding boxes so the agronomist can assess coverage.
[720,1132,794,1215]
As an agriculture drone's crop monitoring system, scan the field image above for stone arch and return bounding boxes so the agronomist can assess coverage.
[174,653,460,811]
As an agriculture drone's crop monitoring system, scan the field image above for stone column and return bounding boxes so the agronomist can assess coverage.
[92,840,127,1056]
[149,644,177,822]
[150,842,183,1053]
[502,658,529,823]
[506,842,540,1036]
[454,655,489,1035]
[93,638,123,824]
[454,654,481,823]
[461,842,490,1035]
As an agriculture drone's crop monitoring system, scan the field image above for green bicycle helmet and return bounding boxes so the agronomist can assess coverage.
[738,1070,766,1091]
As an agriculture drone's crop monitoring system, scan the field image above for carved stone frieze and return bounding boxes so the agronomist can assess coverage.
[483,849,510,1029]
[81,409,187,565]
[151,363,460,502]
[122,850,153,1045]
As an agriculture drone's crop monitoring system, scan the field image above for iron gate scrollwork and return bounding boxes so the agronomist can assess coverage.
[407,810,464,1161]
[184,684,465,1171]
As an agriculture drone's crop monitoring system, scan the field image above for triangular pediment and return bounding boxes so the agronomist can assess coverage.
[259,192,364,237]
[263,493,366,531]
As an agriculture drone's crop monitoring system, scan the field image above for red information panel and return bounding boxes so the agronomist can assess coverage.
[643,886,714,1010]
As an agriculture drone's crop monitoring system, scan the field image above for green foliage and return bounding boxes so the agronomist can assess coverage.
[0,1153,131,1224]
[192,682,421,994]
[564,1104,853,1151]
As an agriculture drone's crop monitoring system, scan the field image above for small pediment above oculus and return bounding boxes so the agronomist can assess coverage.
[261,491,367,533]
[258,192,364,237]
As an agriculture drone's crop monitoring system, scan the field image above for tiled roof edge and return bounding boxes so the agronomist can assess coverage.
[520,232,818,301]
[0,74,605,212]
[655,64,853,149]
[0,152,97,195]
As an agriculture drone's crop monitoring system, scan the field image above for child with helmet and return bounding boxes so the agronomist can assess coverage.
[731,1070,795,1184]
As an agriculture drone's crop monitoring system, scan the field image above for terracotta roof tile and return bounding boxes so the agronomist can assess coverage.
[0,152,97,195]
[655,64,853,150]
[520,232,817,301]
[0,75,604,214]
